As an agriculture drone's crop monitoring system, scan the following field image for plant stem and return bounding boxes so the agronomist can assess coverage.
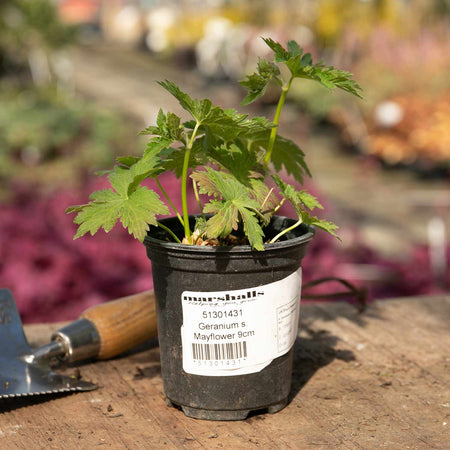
[260,187,273,212]
[157,221,182,244]
[273,197,286,214]
[264,76,294,168]
[181,122,200,240]
[192,179,205,220]
[156,177,183,226]
[269,216,302,244]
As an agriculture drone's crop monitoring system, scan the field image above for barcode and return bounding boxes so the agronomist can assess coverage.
[192,341,247,361]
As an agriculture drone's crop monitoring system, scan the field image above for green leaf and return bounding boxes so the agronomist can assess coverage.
[161,139,204,178]
[139,111,183,141]
[273,175,338,239]
[113,138,165,195]
[240,58,280,106]
[262,37,290,62]
[158,80,214,124]
[69,185,169,241]
[245,131,310,183]
[295,64,363,98]
[158,80,274,142]
[271,135,311,183]
[248,178,278,222]
[117,155,141,167]
[68,146,169,240]
[203,108,273,143]
[301,212,340,239]
[108,166,130,197]
[273,174,323,215]
[287,40,302,57]
[192,168,265,249]
[208,142,262,184]
[238,207,265,250]
[203,200,237,237]
[298,191,323,211]
[262,38,362,98]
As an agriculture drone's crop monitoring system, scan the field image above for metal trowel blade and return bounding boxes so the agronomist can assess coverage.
[0,289,97,398]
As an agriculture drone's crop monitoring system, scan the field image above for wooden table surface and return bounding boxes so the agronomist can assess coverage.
[1,296,449,449]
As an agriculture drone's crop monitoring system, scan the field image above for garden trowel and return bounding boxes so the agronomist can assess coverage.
[0,288,157,398]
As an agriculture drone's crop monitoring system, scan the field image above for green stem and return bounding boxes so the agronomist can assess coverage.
[157,221,182,244]
[269,216,302,244]
[249,207,267,223]
[264,76,294,168]
[273,197,286,214]
[156,177,183,226]
[181,122,200,240]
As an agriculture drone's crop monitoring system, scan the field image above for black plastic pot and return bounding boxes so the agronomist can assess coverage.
[144,215,314,420]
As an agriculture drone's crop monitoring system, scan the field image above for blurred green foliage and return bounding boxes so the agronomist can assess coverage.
[0,0,76,50]
[0,0,139,199]
[0,0,77,80]
[0,87,137,199]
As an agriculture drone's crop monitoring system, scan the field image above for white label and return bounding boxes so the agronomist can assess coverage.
[181,269,301,376]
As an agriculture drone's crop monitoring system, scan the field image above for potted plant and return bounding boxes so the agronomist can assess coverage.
[67,38,361,420]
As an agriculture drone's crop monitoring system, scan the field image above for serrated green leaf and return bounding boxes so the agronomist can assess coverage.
[287,40,302,57]
[162,140,203,177]
[301,53,312,67]
[108,166,130,197]
[238,207,265,250]
[240,73,268,106]
[192,168,265,249]
[272,175,338,239]
[89,189,119,203]
[139,111,183,141]
[208,142,261,184]
[295,64,363,98]
[156,108,165,128]
[138,125,160,136]
[240,58,280,106]
[69,185,169,241]
[158,80,213,124]
[248,178,278,223]
[301,212,340,239]
[245,131,310,183]
[262,38,362,98]
[270,135,311,183]
[272,175,322,215]
[298,191,323,211]
[203,108,273,143]
[118,187,168,240]
[65,205,85,214]
[263,37,290,62]
[194,216,207,235]
[117,155,141,167]
[258,59,280,78]
[203,200,238,237]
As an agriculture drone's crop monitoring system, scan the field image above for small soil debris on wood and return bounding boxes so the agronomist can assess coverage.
[133,366,145,380]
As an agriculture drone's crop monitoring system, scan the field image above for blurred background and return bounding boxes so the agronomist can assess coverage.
[0,0,449,323]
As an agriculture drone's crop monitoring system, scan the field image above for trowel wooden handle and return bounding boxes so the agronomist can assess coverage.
[80,290,157,360]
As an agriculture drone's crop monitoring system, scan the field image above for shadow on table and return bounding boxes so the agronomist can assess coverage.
[302,299,383,327]
[289,325,355,402]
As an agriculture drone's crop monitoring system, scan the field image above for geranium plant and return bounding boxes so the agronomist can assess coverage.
[67,38,361,250]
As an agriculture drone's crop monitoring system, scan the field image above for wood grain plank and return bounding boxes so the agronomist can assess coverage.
[1,297,448,449]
